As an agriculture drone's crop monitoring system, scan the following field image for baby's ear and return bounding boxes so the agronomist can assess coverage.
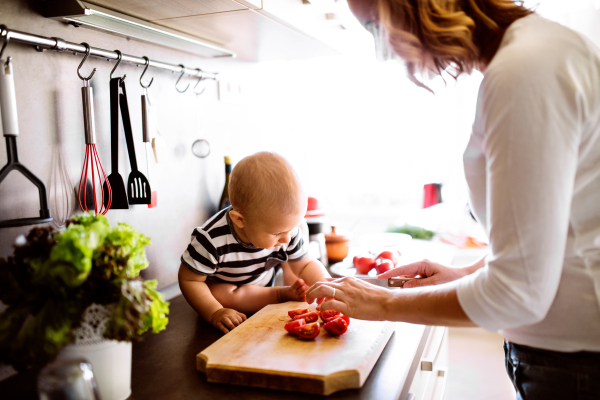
[229,210,245,228]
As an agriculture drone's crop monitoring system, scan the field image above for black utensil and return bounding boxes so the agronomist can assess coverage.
[119,79,151,205]
[103,78,129,208]
[0,57,52,228]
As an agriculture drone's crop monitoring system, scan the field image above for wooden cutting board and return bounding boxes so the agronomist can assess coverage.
[197,301,395,395]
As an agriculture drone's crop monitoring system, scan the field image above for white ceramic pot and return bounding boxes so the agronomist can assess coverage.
[58,304,132,400]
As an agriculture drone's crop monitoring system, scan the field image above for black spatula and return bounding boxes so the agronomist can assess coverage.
[103,78,128,208]
[119,79,151,205]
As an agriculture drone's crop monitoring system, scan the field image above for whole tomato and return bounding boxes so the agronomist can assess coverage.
[294,322,320,339]
[354,256,376,275]
[375,258,394,274]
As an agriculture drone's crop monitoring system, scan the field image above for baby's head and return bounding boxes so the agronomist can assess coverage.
[228,152,307,249]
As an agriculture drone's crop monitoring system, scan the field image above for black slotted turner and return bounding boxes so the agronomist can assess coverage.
[103,77,128,208]
[119,79,151,205]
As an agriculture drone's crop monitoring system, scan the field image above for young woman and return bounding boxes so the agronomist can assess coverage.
[307,1,600,398]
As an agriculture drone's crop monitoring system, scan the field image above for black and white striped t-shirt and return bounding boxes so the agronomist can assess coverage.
[181,207,309,286]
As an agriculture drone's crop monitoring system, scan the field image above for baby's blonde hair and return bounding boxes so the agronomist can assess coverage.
[229,152,306,220]
[377,0,533,89]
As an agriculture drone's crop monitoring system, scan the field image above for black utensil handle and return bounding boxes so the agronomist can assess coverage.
[119,80,139,172]
[110,78,120,173]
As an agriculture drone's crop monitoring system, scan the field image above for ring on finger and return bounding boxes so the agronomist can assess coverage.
[332,287,336,298]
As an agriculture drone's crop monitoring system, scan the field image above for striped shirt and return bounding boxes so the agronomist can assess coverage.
[181,207,309,286]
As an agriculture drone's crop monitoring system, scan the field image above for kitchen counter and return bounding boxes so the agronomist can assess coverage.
[0,295,432,400]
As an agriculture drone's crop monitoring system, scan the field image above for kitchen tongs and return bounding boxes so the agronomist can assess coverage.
[0,57,52,227]
[118,79,151,204]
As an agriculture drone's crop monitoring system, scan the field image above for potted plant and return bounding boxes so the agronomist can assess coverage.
[0,213,169,400]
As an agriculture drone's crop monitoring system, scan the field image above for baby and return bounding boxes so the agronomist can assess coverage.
[178,152,330,334]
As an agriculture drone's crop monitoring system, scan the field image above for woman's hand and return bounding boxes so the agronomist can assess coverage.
[377,260,473,288]
[305,277,394,321]
[209,308,247,334]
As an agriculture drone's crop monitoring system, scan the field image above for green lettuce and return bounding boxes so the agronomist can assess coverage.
[0,213,169,371]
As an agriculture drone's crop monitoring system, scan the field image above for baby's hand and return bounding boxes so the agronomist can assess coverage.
[291,278,310,302]
[209,308,247,334]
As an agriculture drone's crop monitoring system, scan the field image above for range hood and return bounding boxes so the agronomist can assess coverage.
[44,0,237,58]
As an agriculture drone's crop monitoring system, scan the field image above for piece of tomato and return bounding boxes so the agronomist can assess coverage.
[355,256,376,275]
[288,308,311,318]
[294,311,318,323]
[319,309,341,323]
[375,258,394,274]
[323,317,348,336]
[284,319,305,334]
[376,250,400,266]
[335,315,350,326]
[294,322,320,339]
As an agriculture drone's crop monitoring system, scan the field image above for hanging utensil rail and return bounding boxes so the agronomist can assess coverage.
[0,25,219,81]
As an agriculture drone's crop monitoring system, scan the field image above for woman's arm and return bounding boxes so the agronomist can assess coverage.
[378,255,487,288]
[306,277,476,327]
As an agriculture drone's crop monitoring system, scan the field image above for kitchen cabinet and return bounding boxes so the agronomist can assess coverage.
[0,295,447,400]
[45,0,364,61]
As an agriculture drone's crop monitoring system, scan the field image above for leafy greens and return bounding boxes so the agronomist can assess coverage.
[0,213,169,371]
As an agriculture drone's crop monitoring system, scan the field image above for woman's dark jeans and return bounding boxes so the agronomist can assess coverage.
[504,341,600,400]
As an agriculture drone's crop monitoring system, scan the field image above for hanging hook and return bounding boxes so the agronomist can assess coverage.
[77,42,96,82]
[0,25,12,62]
[193,68,206,96]
[175,64,190,93]
[110,50,126,82]
[140,56,154,88]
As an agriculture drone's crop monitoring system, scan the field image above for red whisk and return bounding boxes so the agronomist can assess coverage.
[77,42,111,215]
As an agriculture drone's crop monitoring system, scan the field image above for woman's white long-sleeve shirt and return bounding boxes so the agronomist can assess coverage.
[456,14,600,352]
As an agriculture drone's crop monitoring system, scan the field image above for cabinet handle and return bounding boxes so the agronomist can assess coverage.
[422,368,448,400]
[421,327,446,371]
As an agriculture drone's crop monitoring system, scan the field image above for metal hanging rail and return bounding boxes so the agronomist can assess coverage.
[0,25,219,81]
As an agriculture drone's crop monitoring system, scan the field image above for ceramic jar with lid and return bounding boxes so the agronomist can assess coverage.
[325,226,350,264]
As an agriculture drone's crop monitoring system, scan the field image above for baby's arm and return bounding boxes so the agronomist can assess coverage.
[207,278,307,313]
[287,255,331,286]
[178,264,246,333]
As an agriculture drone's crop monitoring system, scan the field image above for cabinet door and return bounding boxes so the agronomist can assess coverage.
[407,326,448,400]
[85,0,255,21]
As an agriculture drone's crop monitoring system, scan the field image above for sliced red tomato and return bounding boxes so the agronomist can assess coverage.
[336,315,350,326]
[294,311,318,323]
[355,256,376,275]
[375,258,394,274]
[284,319,305,334]
[323,317,348,336]
[294,322,320,339]
[319,310,341,323]
[288,308,311,318]
[376,250,400,266]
